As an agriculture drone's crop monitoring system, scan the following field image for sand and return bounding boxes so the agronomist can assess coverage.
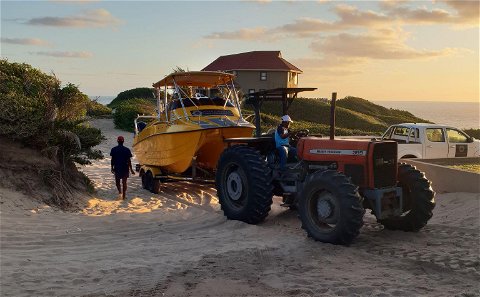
[1,118,479,297]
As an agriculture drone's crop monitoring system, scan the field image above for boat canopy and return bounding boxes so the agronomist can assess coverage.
[153,71,235,88]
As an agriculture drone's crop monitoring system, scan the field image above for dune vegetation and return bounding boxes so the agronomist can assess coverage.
[87,99,112,117]
[0,60,105,208]
[107,87,156,109]
[243,96,430,135]
[113,98,156,132]
[105,86,480,139]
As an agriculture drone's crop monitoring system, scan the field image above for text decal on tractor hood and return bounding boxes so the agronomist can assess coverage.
[309,149,367,156]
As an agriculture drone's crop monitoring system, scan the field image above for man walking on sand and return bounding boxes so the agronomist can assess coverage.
[110,136,135,200]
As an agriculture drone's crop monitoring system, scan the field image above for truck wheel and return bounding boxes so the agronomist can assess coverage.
[379,163,435,231]
[216,146,273,224]
[298,170,365,245]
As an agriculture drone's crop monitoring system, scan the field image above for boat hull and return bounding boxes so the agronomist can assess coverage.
[133,125,253,174]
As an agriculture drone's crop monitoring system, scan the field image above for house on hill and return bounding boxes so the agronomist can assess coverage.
[202,51,302,95]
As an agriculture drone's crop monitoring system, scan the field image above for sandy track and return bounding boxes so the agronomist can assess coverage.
[1,119,479,297]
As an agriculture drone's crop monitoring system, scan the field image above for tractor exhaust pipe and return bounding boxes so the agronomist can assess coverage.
[330,92,337,140]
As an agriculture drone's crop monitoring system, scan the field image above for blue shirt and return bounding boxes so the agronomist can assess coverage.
[110,145,133,174]
[275,125,290,148]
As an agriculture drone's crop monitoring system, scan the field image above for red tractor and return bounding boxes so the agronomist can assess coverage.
[215,90,435,245]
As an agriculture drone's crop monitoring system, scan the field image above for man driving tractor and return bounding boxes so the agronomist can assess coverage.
[275,115,297,171]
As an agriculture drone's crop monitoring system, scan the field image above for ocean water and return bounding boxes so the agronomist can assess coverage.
[375,101,479,130]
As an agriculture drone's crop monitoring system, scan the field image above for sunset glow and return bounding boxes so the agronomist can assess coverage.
[1,0,478,102]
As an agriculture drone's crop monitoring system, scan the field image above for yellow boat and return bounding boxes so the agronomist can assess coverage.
[133,71,254,175]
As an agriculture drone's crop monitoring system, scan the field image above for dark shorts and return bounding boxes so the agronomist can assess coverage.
[115,170,129,180]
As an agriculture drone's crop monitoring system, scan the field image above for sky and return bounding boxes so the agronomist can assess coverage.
[1,0,479,102]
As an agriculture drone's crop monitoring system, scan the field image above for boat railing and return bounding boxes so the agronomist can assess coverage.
[134,115,159,135]
[164,79,248,127]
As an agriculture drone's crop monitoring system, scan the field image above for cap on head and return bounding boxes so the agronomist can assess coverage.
[281,115,292,122]
[117,136,124,142]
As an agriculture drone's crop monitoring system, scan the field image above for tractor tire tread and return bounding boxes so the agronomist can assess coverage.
[379,163,435,231]
[216,145,273,224]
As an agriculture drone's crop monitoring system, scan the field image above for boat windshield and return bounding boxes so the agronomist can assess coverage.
[168,96,234,111]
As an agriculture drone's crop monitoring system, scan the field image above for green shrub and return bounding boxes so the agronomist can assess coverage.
[87,100,112,117]
[108,87,155,109]
[464,128,480,139]
[113,98,156,132]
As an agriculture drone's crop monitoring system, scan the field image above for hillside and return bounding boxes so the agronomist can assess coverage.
[337,96,431,125]
[244,96,431,135]
[107,87,156,109]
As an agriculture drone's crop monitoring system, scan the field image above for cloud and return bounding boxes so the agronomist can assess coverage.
[26,9,121,28]
[310,29,455,60]
[272,18,341,36]
[204,1,477,41]
[31,51,93,58]
[205,27,269,40]
[290,56,365,76]
[382,0,479,26]
[334,4,390,27]
[291,56,367,69]
[1,37,50,46]
[208,5,389,40]
[442,0,479,24]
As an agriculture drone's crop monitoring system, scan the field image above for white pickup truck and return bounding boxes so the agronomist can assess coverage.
[381,123,480,159]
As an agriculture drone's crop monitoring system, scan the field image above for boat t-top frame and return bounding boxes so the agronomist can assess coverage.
[155,71,244,122]
[134,71,247,134]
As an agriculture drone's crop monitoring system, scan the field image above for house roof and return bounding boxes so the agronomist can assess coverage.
[153,71,234,88]
[202,51,302,73]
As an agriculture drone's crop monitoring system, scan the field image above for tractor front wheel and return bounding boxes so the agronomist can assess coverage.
[379,163,435,231]
[298,170,365,245]
[216,146,273,224]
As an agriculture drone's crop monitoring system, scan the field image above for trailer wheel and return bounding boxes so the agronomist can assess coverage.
[379,163,435,231]
[140,169,147,190]
[216,146,273,224]
[145,171,160,194]
[298,170,365,245]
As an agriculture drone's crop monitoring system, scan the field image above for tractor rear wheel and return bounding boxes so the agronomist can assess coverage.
[216,146,273,224]
[379,163,435,231]
[298,170,365,245]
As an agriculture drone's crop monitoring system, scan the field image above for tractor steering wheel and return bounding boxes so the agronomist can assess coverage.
[290,129,310,144]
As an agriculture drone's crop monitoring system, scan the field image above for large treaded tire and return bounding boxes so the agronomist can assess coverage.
[379,163,435,231]
[216,145,273,224]
[298,170,365,245]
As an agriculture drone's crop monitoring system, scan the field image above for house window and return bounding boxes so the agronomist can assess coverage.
[260,72,267,81]
[259,89,265,92]
[248,89,256,94]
